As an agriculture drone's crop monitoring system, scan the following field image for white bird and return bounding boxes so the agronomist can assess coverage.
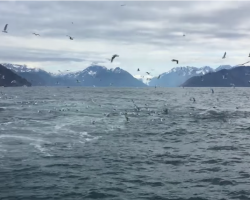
[222,52,226,59]
[2,24,8,33]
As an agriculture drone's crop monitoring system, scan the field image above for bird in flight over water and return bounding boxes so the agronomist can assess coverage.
[222,52,226,59]
[66,35,74,40]
[111,54,119,63]
[157,75,161,79]
[146,72,150,75]
[33,33,40,36]
[2,24,8,33]
[172,59,179,64]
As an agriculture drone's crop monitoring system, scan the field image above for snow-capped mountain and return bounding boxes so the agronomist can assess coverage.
[215,65,232,72]
[2,63,42,73]
[147,65,233,87]
[2,63,147,87]
[0,64,31,87]
[64,65,147,87]
[182,66,250,87]
[148,66,214,87]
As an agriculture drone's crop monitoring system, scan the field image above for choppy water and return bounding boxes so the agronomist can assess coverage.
[1,87,250,200]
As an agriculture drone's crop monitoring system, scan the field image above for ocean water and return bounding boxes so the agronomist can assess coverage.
[1,87,250,200]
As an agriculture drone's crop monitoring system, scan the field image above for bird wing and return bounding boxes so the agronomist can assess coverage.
[223,52,226,57]
[4,24,8,31]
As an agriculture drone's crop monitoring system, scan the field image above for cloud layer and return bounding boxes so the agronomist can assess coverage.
[0,1,250,75]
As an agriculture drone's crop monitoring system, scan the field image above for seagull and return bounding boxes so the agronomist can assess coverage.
[157,75,161,79]
[146,72,150,75]
[222,52,226,59]
[172,59,179,64]
[66,35,74,40]
[237,61,250,66]
[111,54,119,62]
[2,24,8,33]
[33,33,40,36]
[137,68,140,71]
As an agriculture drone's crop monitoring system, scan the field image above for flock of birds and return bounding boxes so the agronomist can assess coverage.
[1,6,250,86]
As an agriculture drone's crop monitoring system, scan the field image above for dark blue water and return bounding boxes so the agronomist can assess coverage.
[1,87,250,200]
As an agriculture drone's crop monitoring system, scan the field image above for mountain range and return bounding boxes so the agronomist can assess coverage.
[1,64,147,87]
[182,66,250,87]
[147,65,233,87]
[1,63,242,87]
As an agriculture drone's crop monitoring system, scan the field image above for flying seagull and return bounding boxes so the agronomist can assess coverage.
[172,59,179,64]
[222,52,226,59]
[236,61,250,66]
[66,35,74,40]
[146,72,150,75]
[2,24,8,33]
[137,68,140,71]
[157,75,161,79]
[33,33,40,36]
[111,54,119,62]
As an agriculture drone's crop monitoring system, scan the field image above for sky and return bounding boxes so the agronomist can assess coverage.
[0,1,250,76]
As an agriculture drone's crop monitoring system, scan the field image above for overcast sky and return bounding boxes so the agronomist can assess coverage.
[0,1,250,76]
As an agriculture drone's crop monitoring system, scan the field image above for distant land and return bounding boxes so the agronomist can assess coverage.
[147,65,233,87]
[2,64,147,87]
[182,66,250,87]
[2,63,248,87]
[0,64,31,87]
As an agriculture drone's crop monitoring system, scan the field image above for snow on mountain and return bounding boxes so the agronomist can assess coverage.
[147,66,214,87]
[2,63,146,87]
[1,63,42,73]
[215,65,232,72]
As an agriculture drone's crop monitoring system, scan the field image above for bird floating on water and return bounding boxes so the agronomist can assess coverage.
[222,52,226,59]
[111,54,119,63]
[172,59,179,64]
[2,24,8,33]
